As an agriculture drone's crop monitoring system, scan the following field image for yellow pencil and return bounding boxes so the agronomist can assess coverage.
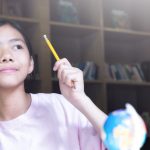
[43,34,75,88]
[43,35,60,61]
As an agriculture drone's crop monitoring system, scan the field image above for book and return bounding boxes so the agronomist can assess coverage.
[110,64,117,80]
[135,64,145,81]
[141,61,150,81]
[132,66,142,81]
[111,9,130,29]
[104,63,112,80]
[84,62,97,80]
[57,0,79,24]
[2,0,23,16]
[76,61,98,80]
[116,64,128,80]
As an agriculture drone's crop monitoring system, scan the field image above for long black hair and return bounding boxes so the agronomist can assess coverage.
[0,19,33,57]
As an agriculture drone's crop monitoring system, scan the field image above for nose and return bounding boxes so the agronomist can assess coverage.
[0,48,14,63]
[1,57,14,63]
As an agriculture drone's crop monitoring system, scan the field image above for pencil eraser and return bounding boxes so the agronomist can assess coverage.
[43,34,47,39]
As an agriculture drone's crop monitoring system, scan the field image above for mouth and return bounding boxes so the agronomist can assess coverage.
[0,67,18,73]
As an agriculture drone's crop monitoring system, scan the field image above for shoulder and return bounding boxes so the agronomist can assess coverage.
[30,93,73,109]
[30,93,64,103]
[30,93,90,126]
[30,93,70,112]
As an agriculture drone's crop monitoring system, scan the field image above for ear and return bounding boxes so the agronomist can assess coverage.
[28,56,34,74]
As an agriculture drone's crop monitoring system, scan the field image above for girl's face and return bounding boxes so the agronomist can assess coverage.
[0,24,34,89]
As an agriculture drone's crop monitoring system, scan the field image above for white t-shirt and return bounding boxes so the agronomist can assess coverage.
[0,93,105,150]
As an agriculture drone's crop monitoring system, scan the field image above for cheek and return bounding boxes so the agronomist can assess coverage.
[17,54,32,69]
[13,50,33,73]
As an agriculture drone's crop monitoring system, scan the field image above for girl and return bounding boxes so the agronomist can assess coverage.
[0,19,107,150]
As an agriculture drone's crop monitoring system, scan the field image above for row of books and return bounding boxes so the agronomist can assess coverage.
[76,61,98,80]
[0,0,23,17]
[106,63,145,81]
[52,61,98,81]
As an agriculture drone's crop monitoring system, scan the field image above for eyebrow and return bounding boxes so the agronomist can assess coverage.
[0,38,26,46]
[9,38,26,44]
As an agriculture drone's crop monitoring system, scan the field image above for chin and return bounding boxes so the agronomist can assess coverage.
[0,80,24,89]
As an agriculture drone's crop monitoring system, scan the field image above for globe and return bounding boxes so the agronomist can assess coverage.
[102,104,147,150]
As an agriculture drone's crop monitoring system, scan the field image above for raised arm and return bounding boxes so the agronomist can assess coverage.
[53,58,107,136]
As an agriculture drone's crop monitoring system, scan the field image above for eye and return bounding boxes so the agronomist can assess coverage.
[13,44,23,50]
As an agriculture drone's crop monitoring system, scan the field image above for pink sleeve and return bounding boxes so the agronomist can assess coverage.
[78,112,106,150]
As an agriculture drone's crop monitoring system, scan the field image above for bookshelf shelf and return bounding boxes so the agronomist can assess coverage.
[104,27,150,44]
[104,27,150,37]
[106,80,150,86]
[0,15,39,23]
[50,21,100,30]
[50,21,100,37]
[84,80,104,84]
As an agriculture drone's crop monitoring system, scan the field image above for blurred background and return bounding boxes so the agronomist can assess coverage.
[0,0,150,149]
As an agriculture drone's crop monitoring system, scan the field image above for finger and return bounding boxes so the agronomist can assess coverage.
[58,66,78,83]
[63,73,78,88]
[63,68,83,82]
[60,67,81,78]
[53,58,72,71]
[63,68,83,88]
[61,68,78,83]
[57,64,69,80]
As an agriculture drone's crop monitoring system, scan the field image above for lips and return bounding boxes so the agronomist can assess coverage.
[0,67,18,73]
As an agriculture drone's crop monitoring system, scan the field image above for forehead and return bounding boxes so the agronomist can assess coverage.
[0,24,24,41]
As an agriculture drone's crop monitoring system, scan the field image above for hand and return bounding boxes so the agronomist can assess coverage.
[53,58,86,107]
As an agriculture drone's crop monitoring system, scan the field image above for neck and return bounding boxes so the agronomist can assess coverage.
[0,86,31,121]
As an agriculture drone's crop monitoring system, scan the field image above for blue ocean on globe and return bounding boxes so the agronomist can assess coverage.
[103,110,131,150]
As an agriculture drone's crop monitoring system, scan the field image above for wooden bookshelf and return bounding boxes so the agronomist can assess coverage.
[103,0,150,118]
[1,0,150,118]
